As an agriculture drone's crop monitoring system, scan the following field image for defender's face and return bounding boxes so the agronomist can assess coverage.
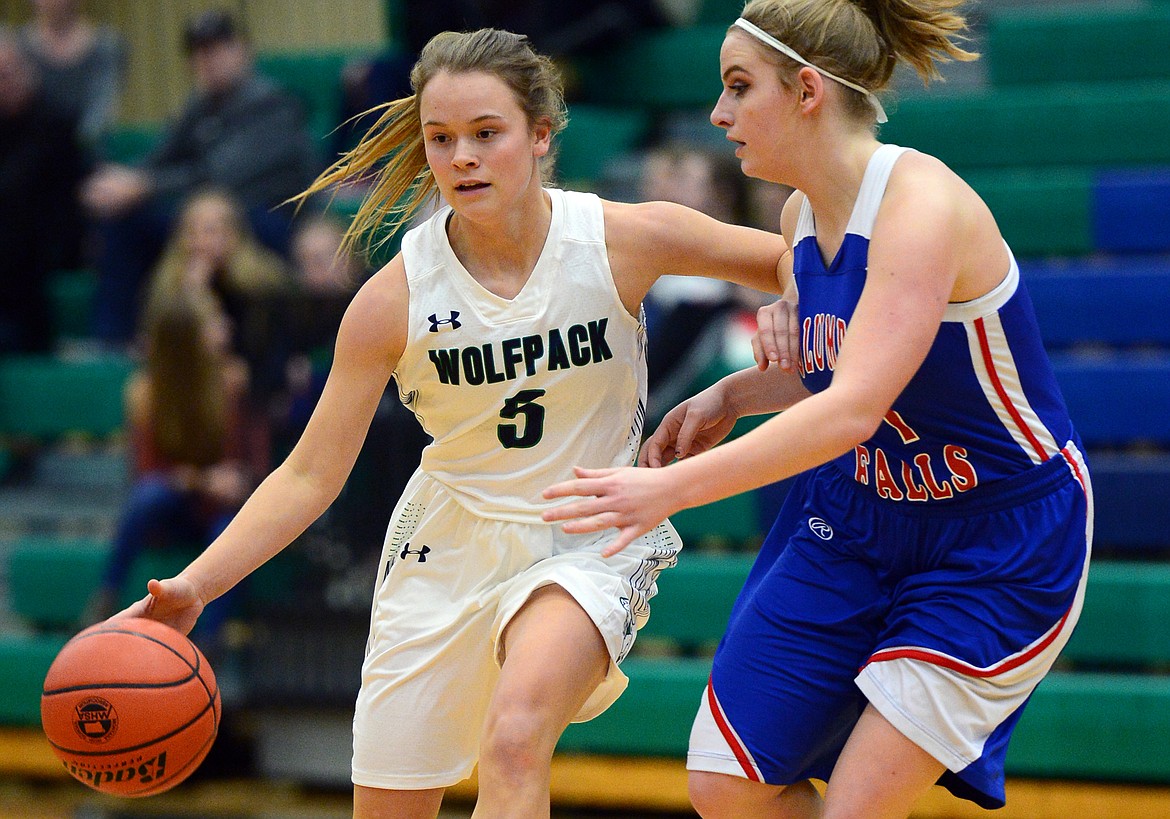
[710,31,793,183]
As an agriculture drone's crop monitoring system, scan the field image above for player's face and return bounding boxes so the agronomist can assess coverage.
[420,70,551,214]
[711,31,794,182]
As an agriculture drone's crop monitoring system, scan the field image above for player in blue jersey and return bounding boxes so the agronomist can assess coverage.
[544,0,1093,815]
[116,27,790,819]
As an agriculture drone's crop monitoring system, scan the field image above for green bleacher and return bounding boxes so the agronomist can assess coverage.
[46,269,98,343]
[880,82,1170,171]
[573,25,726,110]
[3,2,1170,808]
[964,167,1093,257]
[556,104,652,187]
[0,354,134,441]
[986,5,1170,85]
[255,47,377,148]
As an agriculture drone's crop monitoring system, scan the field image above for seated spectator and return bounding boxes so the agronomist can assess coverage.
[17,0,127,148]
[142,188,289,311]
[0,31,89,353]
[637,140,772,421]
[141,187,291,397]
[289,212,367,294]
[80,8,317,346]
[88,291,269,643]
[268,214,366,456]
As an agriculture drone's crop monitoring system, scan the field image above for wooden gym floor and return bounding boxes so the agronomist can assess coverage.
[5,730,1170,818]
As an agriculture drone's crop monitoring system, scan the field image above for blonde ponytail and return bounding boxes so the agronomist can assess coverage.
[861,0,978,85]
[740,0,978,122]
[293,96,431,261]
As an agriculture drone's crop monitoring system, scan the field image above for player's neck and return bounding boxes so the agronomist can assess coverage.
[447,188,553,297]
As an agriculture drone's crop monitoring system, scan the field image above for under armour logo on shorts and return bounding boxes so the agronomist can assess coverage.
[399,543,431,562]
[428,311,461,332]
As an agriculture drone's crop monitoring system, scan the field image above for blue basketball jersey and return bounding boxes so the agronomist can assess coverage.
[687,146,1093,810]
[793,144,1078,501]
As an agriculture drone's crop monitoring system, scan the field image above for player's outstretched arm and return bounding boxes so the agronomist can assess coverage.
[128,259,409,630]
[642,362,811,468]
[640,388,736,468]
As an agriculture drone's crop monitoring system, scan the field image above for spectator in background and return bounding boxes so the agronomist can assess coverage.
[272,214,425,569]
[269,213,363,453]
[396,0,670,62]
[88,291,269,642]
[17,0,126,149]
[289,212,367,295]
[638,140,772,423]
[0,31,89,353]
[141,187,290,399]
[81,8,317,347]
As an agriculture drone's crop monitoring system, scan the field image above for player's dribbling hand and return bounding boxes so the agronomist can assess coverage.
[113,576,205,637]
[543,465,679,557]
[752,297,800,372]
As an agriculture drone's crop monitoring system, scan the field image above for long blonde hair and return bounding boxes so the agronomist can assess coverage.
[143,295,228,467]
[292,28,568,260]
[145,188,287,322]
[740,0,978,122]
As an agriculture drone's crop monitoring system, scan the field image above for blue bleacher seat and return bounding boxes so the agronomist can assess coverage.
[1093,168,1170,254]
[1022,258,1170,556]
[1091,454,1170,555]
[1051,353,1170,449]
[1023,257,1170,348]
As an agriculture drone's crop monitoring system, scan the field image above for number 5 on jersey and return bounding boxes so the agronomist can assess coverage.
[498,389,546,449]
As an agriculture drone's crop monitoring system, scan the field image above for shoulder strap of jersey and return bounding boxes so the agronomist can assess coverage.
[845,144,913,240]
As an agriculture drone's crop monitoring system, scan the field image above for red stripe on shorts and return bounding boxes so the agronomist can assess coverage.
[706,678,761,782]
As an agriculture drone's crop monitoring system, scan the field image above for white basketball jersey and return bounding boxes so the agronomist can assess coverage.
[394,188,647,522]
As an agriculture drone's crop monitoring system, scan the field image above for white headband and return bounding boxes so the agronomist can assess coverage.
[733,17,888,124]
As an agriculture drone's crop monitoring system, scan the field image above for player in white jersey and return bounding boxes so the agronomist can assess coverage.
[545,1,1091,817]
[117,28,789,819]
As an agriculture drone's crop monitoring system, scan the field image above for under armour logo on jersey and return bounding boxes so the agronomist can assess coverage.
[808,517,834,540]
[399,543,431,562]
[428,311,461,332]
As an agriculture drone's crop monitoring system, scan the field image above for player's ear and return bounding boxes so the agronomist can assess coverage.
[532,117,552,159]
[796,66,825,115]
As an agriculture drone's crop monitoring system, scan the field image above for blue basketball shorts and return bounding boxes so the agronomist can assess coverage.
[687,442,1092,809]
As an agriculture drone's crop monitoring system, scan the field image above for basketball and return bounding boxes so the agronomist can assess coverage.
[40,617,221,797]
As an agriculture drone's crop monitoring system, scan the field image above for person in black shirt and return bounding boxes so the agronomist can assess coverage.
[0,32,89,353]
[80,9,317,346]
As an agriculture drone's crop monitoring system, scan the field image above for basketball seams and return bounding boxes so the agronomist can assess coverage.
[44,693,220,757]
[122,724,219,797]
[72,624,199,665]
[189,647,222,735]
[41,617,221,796]
[43,678,198,696]
[121,716,220,797]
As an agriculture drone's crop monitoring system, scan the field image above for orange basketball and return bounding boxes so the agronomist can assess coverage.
[40,617,221,797]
